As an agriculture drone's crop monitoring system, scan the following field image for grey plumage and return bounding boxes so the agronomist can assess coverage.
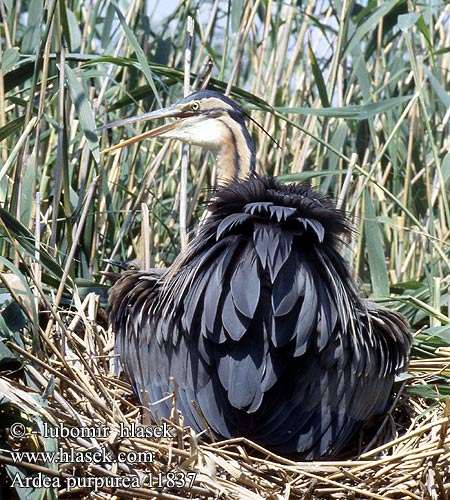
[109,174,411,458]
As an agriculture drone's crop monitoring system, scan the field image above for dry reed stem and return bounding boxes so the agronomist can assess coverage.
[2,289,449,499]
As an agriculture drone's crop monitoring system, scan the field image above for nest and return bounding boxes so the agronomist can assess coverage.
[1,292,449,499]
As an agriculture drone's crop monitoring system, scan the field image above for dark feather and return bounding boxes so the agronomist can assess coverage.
[109,174,412,458]
[230,253,260,318]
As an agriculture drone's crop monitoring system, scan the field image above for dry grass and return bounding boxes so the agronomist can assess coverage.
[1,291,449,499]
[1,1,449,498]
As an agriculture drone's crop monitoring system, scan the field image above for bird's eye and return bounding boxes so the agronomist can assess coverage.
[191,101,199,111]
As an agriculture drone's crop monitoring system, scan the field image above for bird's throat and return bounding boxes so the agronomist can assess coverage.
[213,120,255,182]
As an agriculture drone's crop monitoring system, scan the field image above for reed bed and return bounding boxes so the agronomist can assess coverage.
[1,298,449,499]
[0,0,449,498]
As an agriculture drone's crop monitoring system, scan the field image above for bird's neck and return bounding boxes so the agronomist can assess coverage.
[213,120,256,182]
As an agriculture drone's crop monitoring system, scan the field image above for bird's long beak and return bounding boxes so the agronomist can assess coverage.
[102,258,129,270]
[99,103,193,154]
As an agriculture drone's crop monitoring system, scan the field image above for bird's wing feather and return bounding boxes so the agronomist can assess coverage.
[110,176,411,457]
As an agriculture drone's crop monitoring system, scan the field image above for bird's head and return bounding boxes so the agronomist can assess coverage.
[101,90,255,181]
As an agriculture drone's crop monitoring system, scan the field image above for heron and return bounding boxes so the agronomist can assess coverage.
[105,90,411,458]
